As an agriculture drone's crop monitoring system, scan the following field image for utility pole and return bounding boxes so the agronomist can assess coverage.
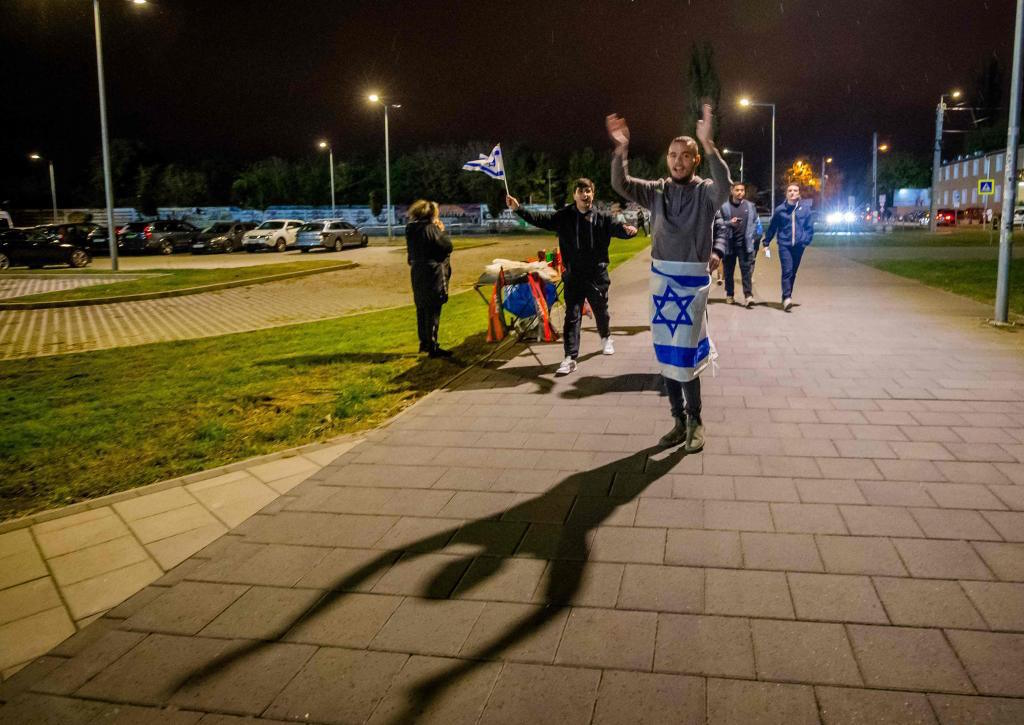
[547,169,553,209]
[930,98,945,232]
[872,131,878,220]
[994,0,1023,325]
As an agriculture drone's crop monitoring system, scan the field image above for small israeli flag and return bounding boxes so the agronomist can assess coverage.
[649,260,716,382]
[462,144,505,179]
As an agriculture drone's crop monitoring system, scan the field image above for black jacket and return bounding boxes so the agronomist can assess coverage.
[405,220,453,265]
[514,205,632,274]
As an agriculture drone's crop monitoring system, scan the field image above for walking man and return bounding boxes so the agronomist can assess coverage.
[608,103,730,452]
[507,179,636,375]
[763,183,814,311]
[720,182,763,307]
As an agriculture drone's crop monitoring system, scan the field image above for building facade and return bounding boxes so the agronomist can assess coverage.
[934,145,1024,213]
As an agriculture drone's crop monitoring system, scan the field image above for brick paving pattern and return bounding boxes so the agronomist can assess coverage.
[1,247,1023,723]
[0,275,146,301]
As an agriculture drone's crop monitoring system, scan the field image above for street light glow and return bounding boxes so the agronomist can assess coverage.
[738,97,751,107]
[367,93,380,103]
[878,144,889,152]
[318,140,328,149]
[29,153,42,160]
[951,89,962,99]
[132,0,147,5]
[826,157,833,164]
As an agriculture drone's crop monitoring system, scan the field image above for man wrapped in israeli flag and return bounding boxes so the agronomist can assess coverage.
[608,103,731,451]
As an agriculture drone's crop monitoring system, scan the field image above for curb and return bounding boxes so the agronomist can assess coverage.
[0,261,357,310]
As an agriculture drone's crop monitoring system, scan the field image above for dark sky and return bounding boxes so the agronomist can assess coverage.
[2,0,1016,205]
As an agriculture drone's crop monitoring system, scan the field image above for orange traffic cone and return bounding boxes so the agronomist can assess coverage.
[487,268,508,343]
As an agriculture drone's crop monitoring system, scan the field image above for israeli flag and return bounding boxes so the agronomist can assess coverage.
[649,260,716,382]
[462,144,505,179]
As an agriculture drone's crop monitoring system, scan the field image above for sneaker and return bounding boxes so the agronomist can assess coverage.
[745,296,755,308]
[601,337,615,355]
[725,296,734,305]
[684,419,705,453]
[783,298,793,311]
[428,346,453,358]
[715,276,724,286]
[555,357,578,375]
[658,417,688,447]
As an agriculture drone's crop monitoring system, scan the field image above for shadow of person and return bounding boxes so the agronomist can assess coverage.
[559,372,664,400]
[173,443,689,722]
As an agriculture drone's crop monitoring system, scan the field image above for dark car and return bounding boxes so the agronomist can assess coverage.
[191,221,257,254]
[32,223,99,248]
[0,228,91,269]
[119,219,200,254]
[84,225,125,256]
[935,209,956,226]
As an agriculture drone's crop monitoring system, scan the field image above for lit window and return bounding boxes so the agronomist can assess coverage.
[995,185,1001,202]
[973,159,979,175]
[954,165,959,179]
[996,156,1003,172]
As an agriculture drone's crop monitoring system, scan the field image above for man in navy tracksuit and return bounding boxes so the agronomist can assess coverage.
[763,182,815,311]
[507,179,636,375]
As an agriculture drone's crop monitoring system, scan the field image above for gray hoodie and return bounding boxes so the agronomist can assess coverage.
[611,149,731,263]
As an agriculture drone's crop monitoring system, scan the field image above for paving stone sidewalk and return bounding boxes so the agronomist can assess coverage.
[2,247,1023,724]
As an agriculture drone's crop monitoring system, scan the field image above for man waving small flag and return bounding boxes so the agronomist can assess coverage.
[462,144,509,194]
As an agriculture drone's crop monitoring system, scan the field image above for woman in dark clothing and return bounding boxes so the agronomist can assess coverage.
[405,199,454,357]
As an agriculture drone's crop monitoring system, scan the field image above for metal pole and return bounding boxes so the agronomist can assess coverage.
[547,168,552,208]
[995,0,1023,324]
[48,161,58,223]
[930,98,944,233]
[770,105,776,212]
[94,0,118,270]
[328,147,336,217]
[383,105,393,239]
[739,152,744,183]
[820,157,826,208]
[872,131,878,219]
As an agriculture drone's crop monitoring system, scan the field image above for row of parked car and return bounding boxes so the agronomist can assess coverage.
[0,218,370,269]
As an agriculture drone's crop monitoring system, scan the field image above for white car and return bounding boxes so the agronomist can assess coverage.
[294,220,368,252]
[1014,207,1024,228]
[241,219,305,253]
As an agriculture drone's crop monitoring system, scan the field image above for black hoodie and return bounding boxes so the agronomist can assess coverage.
[514,205,633,274]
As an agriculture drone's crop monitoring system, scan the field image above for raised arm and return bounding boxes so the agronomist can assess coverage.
[506,195,559,232]
[607,114,657,209]
[695,103,731,209]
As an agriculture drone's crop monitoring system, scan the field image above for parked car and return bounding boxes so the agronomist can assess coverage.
[84,226,124,256]
[0,228,91,269]
[294,220,369,252]
[0,211,13,230]
[1014,207,1024,227]
[959,207,985,225]
[32,223,100,247]
[191,221,257,254]
[935,209,956,226]
[241,219,305,252]
[119,220,200,254]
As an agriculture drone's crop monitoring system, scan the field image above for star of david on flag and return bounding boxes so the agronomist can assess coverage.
[462,144,505,179]
[649,260,716,382]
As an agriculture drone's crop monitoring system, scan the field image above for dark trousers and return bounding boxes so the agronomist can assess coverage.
[722,244,757,297]
[664,376,702,422]
[563,267,611,359]
[415,302,443,351]
[778,243,807,300]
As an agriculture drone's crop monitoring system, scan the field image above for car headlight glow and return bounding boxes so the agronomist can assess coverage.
[842,211,855,223]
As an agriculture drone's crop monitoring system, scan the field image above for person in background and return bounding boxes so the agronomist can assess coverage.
[405,200,454,358]
[763,183,814,311]
[719,181,763,307]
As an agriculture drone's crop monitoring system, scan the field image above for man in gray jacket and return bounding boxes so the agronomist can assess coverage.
[607,103,730,451]
[720,182,763,307]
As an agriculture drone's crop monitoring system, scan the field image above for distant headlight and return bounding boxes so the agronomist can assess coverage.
[826,213,842,225]
[842,211,855,223]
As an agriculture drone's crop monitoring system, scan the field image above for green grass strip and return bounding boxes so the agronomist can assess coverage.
[866,258,1024,319]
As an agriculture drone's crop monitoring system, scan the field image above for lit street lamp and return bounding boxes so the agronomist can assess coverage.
[94,0,148,270]
[820,156,832,208]
[367,93,401,239]
[738,97,776,211]
[872,133,890,219]
[318,140,335,218]
[29,153,58,223]
[929,89,962,233]
[722,148,744,183]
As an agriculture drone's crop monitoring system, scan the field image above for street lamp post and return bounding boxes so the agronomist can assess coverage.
[821,156,832,208]
[93,0,147,270]
[722,148,744,183]
[29,154,58,223]
[930,89,962,233]
[994,0,1023,325]
[738,98,776,211]
[367,94,401,239]
[872,135,889,219]
[318,140,335,217]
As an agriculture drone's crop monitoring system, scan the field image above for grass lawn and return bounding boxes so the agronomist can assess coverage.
[0,236,650,520]
[813,227,1021,248]
[866,258,1024,319]
[8,260,349,303]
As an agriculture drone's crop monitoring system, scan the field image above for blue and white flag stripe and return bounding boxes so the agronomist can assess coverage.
[649,260,716,382]
[462,144,505,179]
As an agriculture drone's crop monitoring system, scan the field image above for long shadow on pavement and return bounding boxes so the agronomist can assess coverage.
[174,442,689,723]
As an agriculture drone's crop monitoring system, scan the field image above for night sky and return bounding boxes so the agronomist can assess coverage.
[2,0,1016,205]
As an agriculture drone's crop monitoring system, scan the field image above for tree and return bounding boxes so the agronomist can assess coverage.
[369,190,382,217]
[867,152,931,203]
[231,157,292,208]
[683,42,722,177]
[158,164,208,206]
[965,56,1006,154]
[567,147,611,201]
[783,159,820,192]
[135,164,159,216]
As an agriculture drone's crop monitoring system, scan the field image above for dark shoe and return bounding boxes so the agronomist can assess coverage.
[658,417,688,447]
[684,419,705,453]
[428,347,453,358]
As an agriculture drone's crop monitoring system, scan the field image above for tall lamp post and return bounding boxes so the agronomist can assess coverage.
[318,140,336,217]
[872,135,890,219]
[738,98,776,211]
[821,156,832,208]
[722,148,744,183]
[930,89,963,232]
[94,0,148,270]
[367,93,401,239]
[994,0,1022,325]
[29,154,58,223]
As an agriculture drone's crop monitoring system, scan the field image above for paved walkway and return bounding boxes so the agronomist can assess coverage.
[2,248,1024,723]
[0,275,147,301]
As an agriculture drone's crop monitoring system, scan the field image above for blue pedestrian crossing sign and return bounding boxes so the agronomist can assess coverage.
[978,179,995,195]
